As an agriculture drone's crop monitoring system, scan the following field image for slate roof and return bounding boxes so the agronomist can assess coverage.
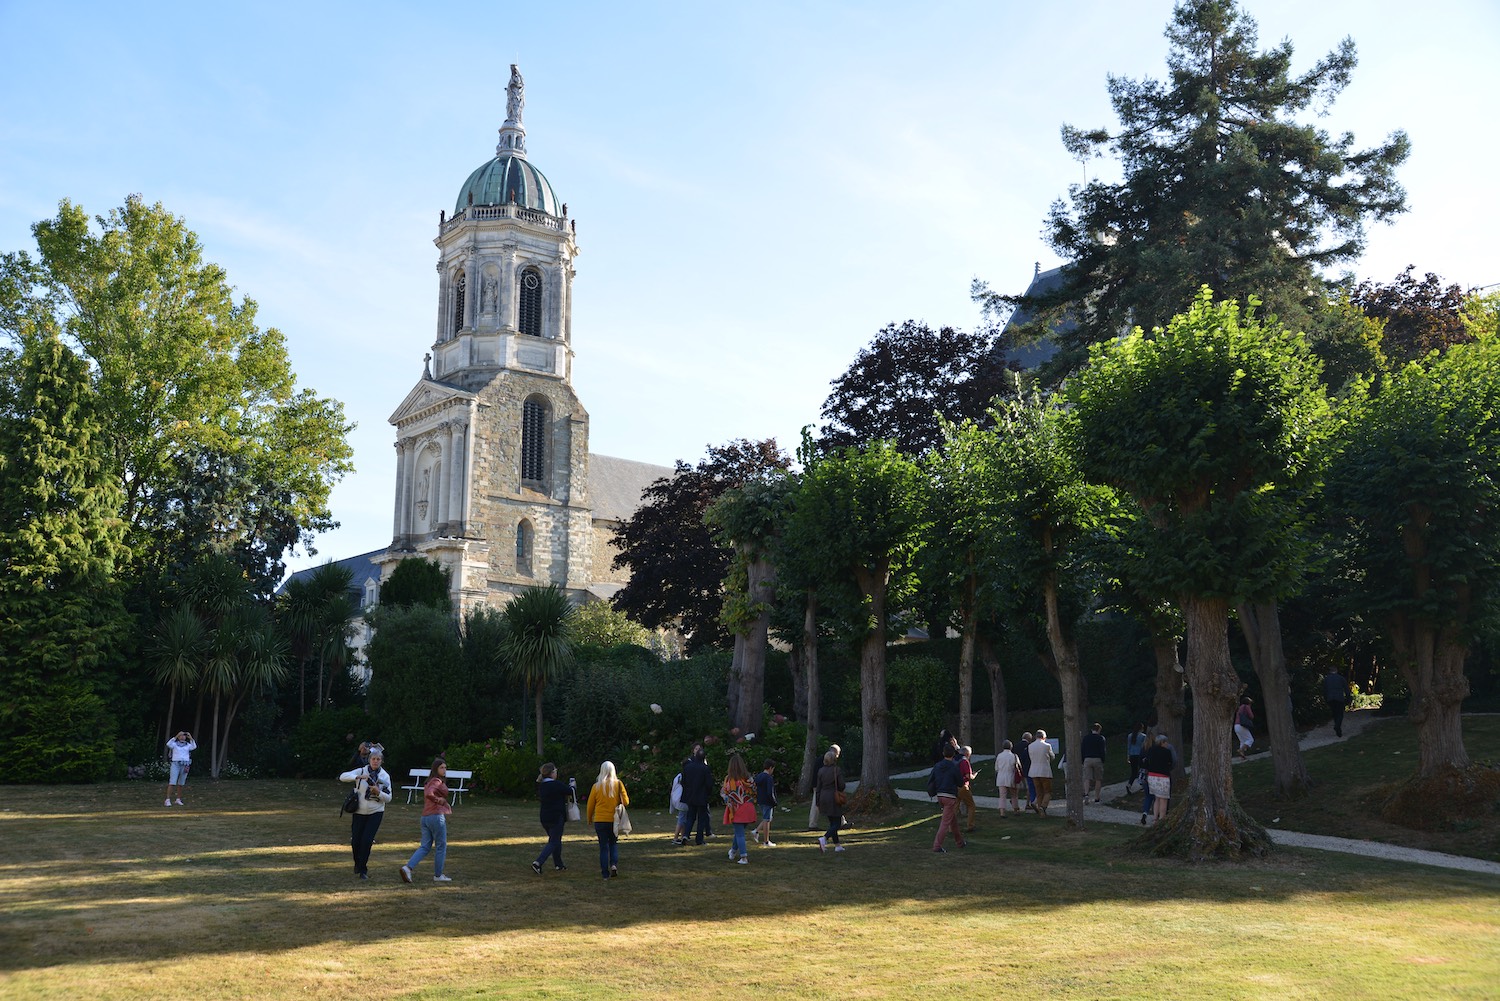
[278,549,385,609]
[589,453,674,523]
[999,265,1069,371]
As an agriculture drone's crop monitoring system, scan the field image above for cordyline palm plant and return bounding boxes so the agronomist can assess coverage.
[501,585,576,755]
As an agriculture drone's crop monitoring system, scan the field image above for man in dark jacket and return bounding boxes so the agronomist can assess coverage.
[1018,732,1037,811]
[1081,723,1107,803]
[929,744,966,852]
[680,745,715,845]
[1323,667,1350,737]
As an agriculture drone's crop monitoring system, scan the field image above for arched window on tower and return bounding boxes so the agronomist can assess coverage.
[516,518,533,575]
[452,271,466,333]
[520,395,550,487]
[518,266,543,337]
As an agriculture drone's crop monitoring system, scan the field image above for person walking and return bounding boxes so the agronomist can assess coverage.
[929,743,966,852]
[680,745,714,845]
[994,739,1022,816]
[1018,732,1037,810]
[753,759,778,847]
[400,757,453,884]
[1234,697,1256,760]
[1143,733,1175,824]
[585,761,629,879]
[721,752,758,864]
[164,730,196,807]
[1323,667,1350,738]
[1125,724,1147,794]
[339,744,392,880]
[1081,723,1107,803]
[956,745,980,832]
[531,762,572,874]
[814,748,846,853]
[1029,729,1057,816]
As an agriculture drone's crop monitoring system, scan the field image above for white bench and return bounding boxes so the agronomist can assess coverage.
[403,768,472,806]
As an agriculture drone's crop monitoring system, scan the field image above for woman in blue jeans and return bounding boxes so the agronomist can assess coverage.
[400,757,452,883]
[532,762,572,874]
[585,761,630,879]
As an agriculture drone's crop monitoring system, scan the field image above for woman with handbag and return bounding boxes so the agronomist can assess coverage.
[585,760,630,879]
[338,744,392,880]
[814,748,847,852]
[720,752,758,864]
[531,762,573,874]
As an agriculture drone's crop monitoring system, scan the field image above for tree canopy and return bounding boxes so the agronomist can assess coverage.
[983,0,1409,382]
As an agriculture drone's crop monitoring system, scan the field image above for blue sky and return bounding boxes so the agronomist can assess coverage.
[3,1,1496,574]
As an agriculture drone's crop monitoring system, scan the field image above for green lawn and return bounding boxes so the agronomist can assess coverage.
[1,779,1497,999]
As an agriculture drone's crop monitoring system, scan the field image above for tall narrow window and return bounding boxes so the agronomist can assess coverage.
[452,272,466,333]
[518,267,543,337]
[516,519,533,573]
[521,396,549,485]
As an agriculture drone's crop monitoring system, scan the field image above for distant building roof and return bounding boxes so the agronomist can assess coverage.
[278,549,386,607]
[1000,265,1069,371]
[589,453,673,523]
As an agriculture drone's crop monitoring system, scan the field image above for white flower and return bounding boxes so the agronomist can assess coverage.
[641,744,650,751]
[744,733,756,741]
[650,703,663,714]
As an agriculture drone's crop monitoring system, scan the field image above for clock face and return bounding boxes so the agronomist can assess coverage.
[523,271,540,290]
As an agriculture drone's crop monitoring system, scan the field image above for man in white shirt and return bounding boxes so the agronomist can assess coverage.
[165,731,196,807]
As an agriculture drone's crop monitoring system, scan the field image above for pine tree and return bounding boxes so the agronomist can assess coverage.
[0,325,131,779]
[987,0,1409,381]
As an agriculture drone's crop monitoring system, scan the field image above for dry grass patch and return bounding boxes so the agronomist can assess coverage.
[0,779,1497,999]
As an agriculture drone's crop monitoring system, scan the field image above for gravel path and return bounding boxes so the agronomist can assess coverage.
[886,710,1500,876]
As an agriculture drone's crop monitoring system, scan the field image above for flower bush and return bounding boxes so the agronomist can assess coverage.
[445,726,562,797]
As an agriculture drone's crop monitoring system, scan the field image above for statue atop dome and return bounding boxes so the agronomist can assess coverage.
[505,65,524,125]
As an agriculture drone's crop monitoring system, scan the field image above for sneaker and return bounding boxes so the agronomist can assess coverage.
[933,847,947,854]
[531,860,542,875]
[753,830,761,844]
[833,845,845,853]
[817,836,826,853]
[433,874,452,882]
[1140,815,1147,825]
[671,837,684,846]
[358,872,369,880]
[705,833,715,840]
[728,848,737,860]
[400,865,413,884]
[610,865,618,878]
[553,864,567,872]
[175,799,185,806]
[165,798,172,807]
[736,856,748,864]
[764,841,777,848]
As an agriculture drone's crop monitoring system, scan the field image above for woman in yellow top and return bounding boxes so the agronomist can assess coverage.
[585,760,630,879]
[721,752,758,864]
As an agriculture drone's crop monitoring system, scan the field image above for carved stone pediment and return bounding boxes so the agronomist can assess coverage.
[389,378,477,427]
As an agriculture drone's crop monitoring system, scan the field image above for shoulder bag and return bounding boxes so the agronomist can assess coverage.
[566,790,582,823]
[613,787,632,835]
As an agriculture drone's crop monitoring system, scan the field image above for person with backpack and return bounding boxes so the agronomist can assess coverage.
[339,744,392,880]
[400,757,454,884]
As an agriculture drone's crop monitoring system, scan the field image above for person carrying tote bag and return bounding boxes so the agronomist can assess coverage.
[585,761,630,879]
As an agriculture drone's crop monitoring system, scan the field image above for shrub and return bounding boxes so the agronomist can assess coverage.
[366,604,466,764]
[445,727,557,797]
[887,655,948,761]
[289,706,374,778]
[1,686,120,783]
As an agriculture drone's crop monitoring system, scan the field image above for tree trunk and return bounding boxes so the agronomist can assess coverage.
[1150,634,1187,795]
[797,591,821,799]
[787,645,807,723]
[979,632,1008,766]
[727,633,745,728]
[209,693,221,779]
[1237,601,1311,797]
[1390,614,1472,776]
[534,686,545,756]
[1142,596,1270,859]
[1042,571,1086,830]
[851,564,895,809]
[218,692,245,774]
[957,571,977,747]
[733,557,774,735]
[298,659,306,718]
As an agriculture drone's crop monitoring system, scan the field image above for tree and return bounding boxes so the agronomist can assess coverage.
[818,321,1013,457]
[1327,332,1500,778]
[502,585,578,755]
[611,439,790,651]
[0,196,354,590]
[791,441,929,809]
[366,604,465,761]
[277,562,357,716]
[0,326,131,779]
[570,601,651,650]
[983,0,1409,382]
[991,395,1117,829]
[1350,267,1473,366]
[380,557,452,612]
[707,474,793,734]
[1068,289,1329,858]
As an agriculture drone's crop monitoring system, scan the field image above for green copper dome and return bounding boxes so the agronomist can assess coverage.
[454,154,561,216]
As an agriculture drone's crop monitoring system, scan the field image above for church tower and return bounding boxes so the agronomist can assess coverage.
[382,66,593,613]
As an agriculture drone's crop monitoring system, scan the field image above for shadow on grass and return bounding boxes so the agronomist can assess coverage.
[1,778,1495,972]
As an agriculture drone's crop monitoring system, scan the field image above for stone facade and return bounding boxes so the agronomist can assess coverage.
[377,69,669,616]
